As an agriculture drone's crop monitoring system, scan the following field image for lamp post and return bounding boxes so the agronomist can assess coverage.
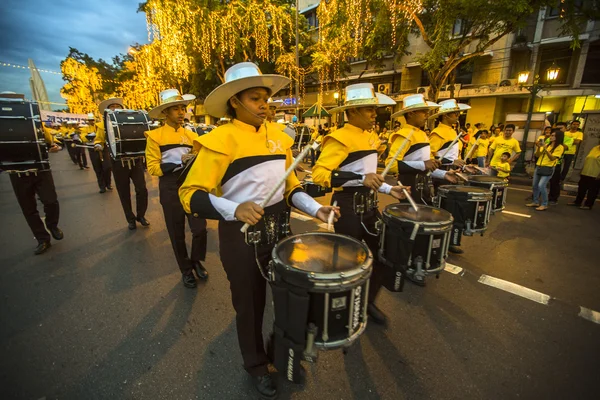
[512,63,560,174]
[333,92,340,125]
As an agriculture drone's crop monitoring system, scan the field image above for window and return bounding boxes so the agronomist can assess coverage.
[539,45,572,84]
[581,42,600,84]
[455,62,473,85]
[547,0,584,18]
[420,68,430,87]
[452,19,469,37]
[305,10,319,29]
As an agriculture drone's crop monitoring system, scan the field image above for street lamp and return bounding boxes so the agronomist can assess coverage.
[333,92,341,125]
[512,63,560,174]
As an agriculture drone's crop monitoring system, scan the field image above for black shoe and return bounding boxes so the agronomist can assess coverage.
[34,241,51,255]
[128,221,137,230]
[106,186,113,191]
[136,217,150,227]
[449,246,464,254]
[192,261,209,280]
[182,272,197,288]
[48,227,64,240]
[367,303,388,325]
[567,202,580,206]
[252,373,277,399]
[99,188,106,193]
[406,271,426,287]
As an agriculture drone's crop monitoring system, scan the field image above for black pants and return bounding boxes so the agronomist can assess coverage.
[218,220,272,377]
[560,154,575,181]
[75,146,88,168]
[548,164,562,202]
[575,175,600,208]
[65,142,78,164]
[159,175,207,274]
[332,191,384,304]
[112,159,148,223]
[9,171,60,243]
[88,148,112,190]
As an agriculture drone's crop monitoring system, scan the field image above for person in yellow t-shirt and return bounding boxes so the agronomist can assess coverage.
[560,120,583,180]
[493,152,512,179]
[526,129,565,211]
[467,130,490,167]
[568,144,600,210]
[486,124,521,175]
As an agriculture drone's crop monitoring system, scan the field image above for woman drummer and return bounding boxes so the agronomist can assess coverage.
[178,62,339,398]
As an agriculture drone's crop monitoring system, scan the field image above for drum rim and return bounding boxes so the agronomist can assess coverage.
[382,203,454,226]
[272,232,373,281]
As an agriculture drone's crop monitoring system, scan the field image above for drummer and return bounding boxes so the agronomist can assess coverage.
[94,97,149,230]
[82,113,112,193]
[2,92,64,255]
[312,83,409,325]
[178,62,339,398]
[146,89,209,289]
[385,94,452,205]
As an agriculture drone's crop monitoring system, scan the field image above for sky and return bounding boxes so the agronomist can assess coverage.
[0,0,149,110]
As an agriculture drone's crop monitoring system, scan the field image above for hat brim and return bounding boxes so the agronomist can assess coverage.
[329,93,397,114]
[429,104,471,119]
[204,75,291,118]
[148,99,194,119]
[98,98,123,113]
[392,103,439,118]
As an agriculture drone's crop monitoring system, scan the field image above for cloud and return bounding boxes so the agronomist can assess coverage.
[0,0,148,109]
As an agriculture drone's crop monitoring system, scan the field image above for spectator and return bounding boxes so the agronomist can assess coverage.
[526,129,565,211]
[493,151,512,179]
[470,130,490,167]
[560,120,583,181]
[486,124,521,176]
[568,143,600,210]
[548,123,568,205]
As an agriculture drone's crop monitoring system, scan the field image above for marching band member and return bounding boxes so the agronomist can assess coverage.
[94,98,149,230]
[82,113,112,193]
[146,89,209,289]
[312,83,408,324]
[71,123,90,170]
[2,92,63,255]
[179,62,339,398]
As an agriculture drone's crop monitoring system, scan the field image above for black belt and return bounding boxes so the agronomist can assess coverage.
[244,201,291,246]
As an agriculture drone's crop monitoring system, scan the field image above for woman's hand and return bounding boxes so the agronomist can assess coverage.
[234,202,264,225]
[315,205,341,223]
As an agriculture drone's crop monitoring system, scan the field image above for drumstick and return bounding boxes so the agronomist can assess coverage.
[327,200,337,231]
[464,138,479,161]
[426,132,464,177]
[240,141,320,233]
[74,144,95,149]
[380,129,415,179]
[398,180,419,212]
[455,172,469,182]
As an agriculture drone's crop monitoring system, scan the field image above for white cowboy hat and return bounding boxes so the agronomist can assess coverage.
[329,83,396,114]
[98,97,123,113]
[391,94,439,118]
[148,89,196,119]
[86,112,95,120]
[429,99,471,119]
[204,62,290,118]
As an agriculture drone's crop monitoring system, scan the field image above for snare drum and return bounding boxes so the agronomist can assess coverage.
[436,185,493,236]
[104,109,150,160]
[467,176,508,213]
[271,232,372,351]
[379,204,454,290]
[0,99,49,172]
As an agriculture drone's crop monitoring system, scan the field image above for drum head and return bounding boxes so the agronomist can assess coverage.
[274,232,369,275]
[384,204,453,224]
[440,185,489,194]
[103,110,117,158]
[469,176,505,184]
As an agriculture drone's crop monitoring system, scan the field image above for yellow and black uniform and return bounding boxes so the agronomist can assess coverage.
[574,145,600,208]
[81,123,112,191]
[430,123,460,166]
[179,119,323,377]
[95,118,147,223]
[312,123,393,302]
[69,127,89,169]
[385,124,447,204]
[145,124,207,276]
[61,125,78,165]
[495,161,511,178]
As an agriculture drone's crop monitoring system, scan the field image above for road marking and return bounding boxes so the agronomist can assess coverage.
[290,212,313,221]
[444,263,463,274]
[502,210,531,218]
[478,275,551,305]
[578,307,600,324]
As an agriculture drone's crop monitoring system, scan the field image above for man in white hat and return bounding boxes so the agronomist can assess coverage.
[1,92,63,255]
[81,113,112,193]
[146,89,209,289]
[69,122,90,170]
[94,97,149,230]
[179,62,339,396]
[312,82,409,324]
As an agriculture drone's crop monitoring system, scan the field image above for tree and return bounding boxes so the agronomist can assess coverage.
[59,57,103,114]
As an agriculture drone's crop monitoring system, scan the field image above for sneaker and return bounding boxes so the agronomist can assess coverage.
[535,206,548,211]
[525,203,540,207]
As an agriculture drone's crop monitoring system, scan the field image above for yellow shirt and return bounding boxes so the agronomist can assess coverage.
[495,161,511,178]
[564,130,583,155]
[489,136,521,166]
[475,138,489,157]
[536,144,565,167]
[430,123,460,163]
[145,124,197,177]
[178,119,315,220]
[42,125,55,145]
[93,121,106,146]
[312,123,387,192]
[385,124,432,174]
[581,145,600,178]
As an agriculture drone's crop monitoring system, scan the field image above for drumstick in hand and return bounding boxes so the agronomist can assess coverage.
[398,180,419,212]
[427,132,464,176]
[327,201,337,231]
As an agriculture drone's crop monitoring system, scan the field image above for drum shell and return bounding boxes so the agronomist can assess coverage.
[104,110,149,159]
[467,177,508,212]
[437,185,492,233]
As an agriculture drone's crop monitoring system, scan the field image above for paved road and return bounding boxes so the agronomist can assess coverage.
[1,152,599,400]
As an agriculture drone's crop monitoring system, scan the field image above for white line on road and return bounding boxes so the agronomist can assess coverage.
[502,210,532,218]
[290,212,314,221]
[444,263,463,274]
[578,307,600,325]
[478,274,551,305]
